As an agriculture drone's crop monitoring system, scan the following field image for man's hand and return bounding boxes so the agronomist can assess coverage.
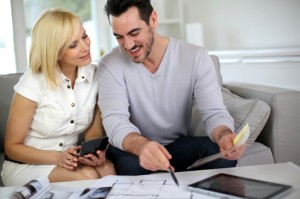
[123,133,172,172]
[218,133,245,160]
[139,141,172,171]
[212,126,245,160]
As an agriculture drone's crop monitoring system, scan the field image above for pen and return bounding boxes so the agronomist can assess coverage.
[168,167,179,186]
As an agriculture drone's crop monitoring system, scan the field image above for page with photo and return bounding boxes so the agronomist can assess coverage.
[9,176,50,199]
[7,176,112,199]
[38,186,112,199]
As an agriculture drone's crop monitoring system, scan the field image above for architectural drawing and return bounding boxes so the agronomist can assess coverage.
[106,179,213,199]
[89,172,218,199]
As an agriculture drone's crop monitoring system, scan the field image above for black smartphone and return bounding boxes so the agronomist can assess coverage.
[78,136,109,157]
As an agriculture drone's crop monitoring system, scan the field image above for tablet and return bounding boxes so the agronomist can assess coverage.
[78,137,109,157]
[187,173,292,199]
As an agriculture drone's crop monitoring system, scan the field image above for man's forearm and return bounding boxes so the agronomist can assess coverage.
[122,132,150,156]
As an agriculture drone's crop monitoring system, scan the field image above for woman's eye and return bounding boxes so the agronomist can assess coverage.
[69,43,76,48]
[83,34,88,39]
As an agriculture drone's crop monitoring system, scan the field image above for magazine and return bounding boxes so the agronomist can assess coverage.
[7,176,111,199]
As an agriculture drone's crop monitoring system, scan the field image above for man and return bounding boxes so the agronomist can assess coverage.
[97,0,244,175]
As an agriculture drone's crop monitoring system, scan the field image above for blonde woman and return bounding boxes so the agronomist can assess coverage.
[1,8,115,186]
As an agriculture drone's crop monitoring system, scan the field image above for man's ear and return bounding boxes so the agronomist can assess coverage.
[150,11,158,29]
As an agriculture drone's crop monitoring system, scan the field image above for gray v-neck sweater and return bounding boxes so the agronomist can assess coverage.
[97,38,233,149]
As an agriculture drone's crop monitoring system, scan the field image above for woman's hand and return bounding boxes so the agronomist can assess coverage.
[57,146,80,170]
[78,150,107,167]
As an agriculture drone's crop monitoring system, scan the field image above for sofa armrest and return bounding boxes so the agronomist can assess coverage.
[224,82,300,166]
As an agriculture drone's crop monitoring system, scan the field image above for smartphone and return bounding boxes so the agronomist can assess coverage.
[78,136,109,157]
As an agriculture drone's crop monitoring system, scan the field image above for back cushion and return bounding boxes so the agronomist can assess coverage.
[210,55,223,86]
[0,73,22,152]
[190,88,271,147]
[190,56,271,147]
[221,87,270,146]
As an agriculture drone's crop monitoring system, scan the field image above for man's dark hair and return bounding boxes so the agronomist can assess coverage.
[104,0,153,25]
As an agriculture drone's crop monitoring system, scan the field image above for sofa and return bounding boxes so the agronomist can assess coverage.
[1,55,300,186]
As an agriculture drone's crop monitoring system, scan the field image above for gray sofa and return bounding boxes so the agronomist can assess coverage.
[1,55,300,186]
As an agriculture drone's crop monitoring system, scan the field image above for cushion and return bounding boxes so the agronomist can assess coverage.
[190,87,271,147]
[0,73,23,187]
[236,142,274,166]
[0,73,23,153]
[210,55,223,86]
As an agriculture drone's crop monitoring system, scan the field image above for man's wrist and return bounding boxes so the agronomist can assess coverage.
[123,132,149,156]
[212,125,233,143]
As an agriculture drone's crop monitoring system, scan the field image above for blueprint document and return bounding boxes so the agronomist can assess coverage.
[6,173,218,199]
[92,173,219,199]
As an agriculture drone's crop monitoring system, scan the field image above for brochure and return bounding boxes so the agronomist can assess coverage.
[7,176,111,199]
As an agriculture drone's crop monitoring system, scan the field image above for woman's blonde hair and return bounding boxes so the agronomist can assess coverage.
[29,8,81,88]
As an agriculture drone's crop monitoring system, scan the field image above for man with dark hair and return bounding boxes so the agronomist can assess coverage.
[97,0,245,175]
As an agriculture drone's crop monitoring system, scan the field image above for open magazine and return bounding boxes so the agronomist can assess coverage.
[7,176,111,199]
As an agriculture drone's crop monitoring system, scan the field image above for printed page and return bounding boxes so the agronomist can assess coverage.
[29,184,112,199]
[8,176,50,199]
[90,174,219,199]
[7,176,112,199]
[6,173,222,199]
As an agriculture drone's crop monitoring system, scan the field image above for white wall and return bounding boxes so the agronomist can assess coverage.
[181,0,300,91]
[183,0,300,50]
[219,61,300,91]
[97,0,300,91]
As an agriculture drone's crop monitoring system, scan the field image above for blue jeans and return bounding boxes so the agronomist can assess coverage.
[106,136,237,175]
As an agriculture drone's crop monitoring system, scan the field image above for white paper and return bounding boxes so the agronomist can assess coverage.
[90,173,218,199]
[8,175,50,199]
[7,176,111,199]
[6,173,223,199]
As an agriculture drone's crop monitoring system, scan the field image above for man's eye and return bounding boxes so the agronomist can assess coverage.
[131,32,139,36]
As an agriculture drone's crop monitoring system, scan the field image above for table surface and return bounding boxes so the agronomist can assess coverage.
[1,162,300,198]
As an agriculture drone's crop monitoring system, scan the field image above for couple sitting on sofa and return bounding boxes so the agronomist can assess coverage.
[2,0,252,186]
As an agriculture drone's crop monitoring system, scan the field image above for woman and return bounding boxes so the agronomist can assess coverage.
[1,8,115,186]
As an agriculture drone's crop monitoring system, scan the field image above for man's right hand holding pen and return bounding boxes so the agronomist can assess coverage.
[123,125,247,173]
[123,132,173,172]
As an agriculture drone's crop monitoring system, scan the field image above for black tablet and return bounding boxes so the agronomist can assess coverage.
[78,137,109,157]
[188,173,293,199]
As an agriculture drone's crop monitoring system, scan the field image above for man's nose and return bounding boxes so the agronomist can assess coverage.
[124,37,135,50]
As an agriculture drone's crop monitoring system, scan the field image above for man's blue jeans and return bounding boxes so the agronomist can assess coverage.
[106,136,237,175]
